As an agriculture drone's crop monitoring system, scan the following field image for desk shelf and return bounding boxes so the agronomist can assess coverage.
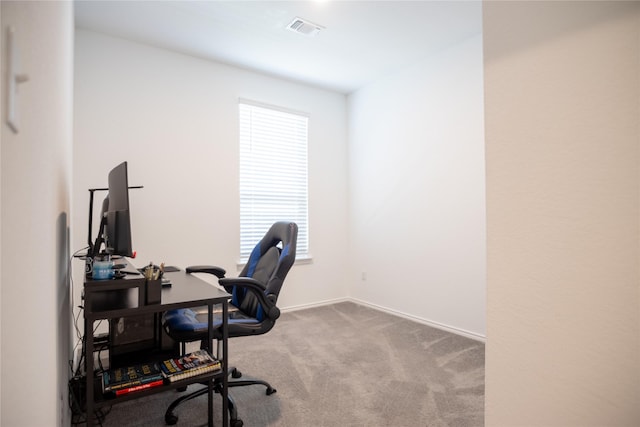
[84,275,161,313]
[92,368,223,405]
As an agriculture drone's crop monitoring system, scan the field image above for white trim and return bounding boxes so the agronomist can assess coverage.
[281,297,486,343]
[349,298,486,342]
[280,297,350,313]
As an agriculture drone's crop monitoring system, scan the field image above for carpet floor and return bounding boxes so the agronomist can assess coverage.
[100,301,485,427]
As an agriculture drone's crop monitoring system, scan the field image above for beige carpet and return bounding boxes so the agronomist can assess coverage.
[100,301,485,426]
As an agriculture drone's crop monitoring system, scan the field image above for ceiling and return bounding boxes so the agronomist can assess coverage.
[74,1,482,94]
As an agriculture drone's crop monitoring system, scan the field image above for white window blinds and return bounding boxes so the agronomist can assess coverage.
[239,101,309,261]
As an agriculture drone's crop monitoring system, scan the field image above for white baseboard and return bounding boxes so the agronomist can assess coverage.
[281,297,486,343]
[280,297,350,313]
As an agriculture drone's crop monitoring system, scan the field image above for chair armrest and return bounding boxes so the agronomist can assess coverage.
[219,276,266,292]
[185,265,226,279]
[219,277,280,320]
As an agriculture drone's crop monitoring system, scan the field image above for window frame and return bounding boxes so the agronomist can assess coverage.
[238,99,310,264]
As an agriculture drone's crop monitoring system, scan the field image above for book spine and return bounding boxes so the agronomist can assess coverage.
[168,362,221,383]
[161,359,181,377]
[114,379,164,396]
[104,374,164,392]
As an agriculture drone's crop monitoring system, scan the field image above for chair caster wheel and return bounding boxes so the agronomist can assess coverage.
[165,413,178,425]
[231,419,244,427]
[231,368,242,378]
[266,387,276,395]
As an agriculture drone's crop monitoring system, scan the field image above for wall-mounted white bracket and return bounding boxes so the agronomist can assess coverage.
[6,26,30,134]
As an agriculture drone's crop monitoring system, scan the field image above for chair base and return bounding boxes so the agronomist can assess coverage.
[163,372,276,426]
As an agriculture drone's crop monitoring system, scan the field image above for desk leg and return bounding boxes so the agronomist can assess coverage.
[85,317,95,425]
[222,300,229,427]
[207,302,213,427]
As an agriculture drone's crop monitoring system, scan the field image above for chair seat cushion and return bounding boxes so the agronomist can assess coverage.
[164,308,214,334]
[163,308,261,340]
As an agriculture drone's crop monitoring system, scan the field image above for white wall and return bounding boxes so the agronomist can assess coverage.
[347,34,486,338]
[0,1,73,426]
[73,30,349,313]
[484,1,640,425]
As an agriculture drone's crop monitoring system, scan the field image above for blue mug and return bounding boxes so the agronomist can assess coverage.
[92,260,114,280]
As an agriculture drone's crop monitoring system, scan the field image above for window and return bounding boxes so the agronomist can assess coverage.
[239,101,309,261]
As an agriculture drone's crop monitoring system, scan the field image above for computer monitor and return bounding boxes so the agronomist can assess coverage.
[88,161,135,260]
[104,161,133,258]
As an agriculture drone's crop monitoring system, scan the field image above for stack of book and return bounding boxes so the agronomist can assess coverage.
[102,362,164,396]
[160,349,222,383]
[101,350,221,397]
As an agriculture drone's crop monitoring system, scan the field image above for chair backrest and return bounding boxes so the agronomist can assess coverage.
[232,222,297,320]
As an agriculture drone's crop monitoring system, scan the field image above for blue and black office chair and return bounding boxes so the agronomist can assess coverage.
[162,221,298,427]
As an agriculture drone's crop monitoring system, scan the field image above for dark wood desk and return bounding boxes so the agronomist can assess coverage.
[83,269,230,426]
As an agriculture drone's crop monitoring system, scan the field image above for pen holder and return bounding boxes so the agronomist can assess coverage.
[145,279,161,305]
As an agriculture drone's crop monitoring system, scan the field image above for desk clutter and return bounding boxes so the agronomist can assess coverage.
[139,263,178,287]
[87,258,176,291]
[142,262,163,280]
[101,350,221,397]
[88,256,181,282]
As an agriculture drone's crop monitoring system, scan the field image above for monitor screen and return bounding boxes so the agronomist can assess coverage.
[104,161,133,257]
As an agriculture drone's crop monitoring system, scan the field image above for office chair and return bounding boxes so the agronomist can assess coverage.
[162,221,298,427]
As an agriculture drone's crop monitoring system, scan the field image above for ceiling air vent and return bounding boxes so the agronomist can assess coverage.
[287,17,324,37]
